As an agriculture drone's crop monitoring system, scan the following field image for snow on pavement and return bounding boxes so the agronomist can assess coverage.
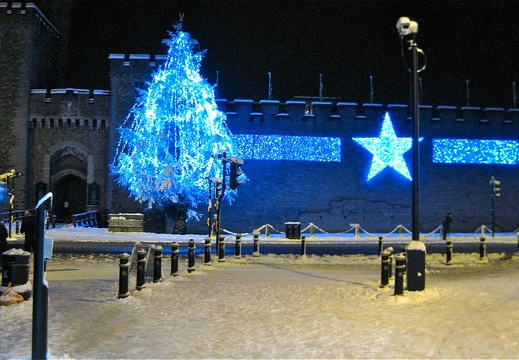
[1,252,519,359]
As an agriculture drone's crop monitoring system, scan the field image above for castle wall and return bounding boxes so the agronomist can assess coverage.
[103,53,519,234]
[0,3,63,208]
[28,88,109,212]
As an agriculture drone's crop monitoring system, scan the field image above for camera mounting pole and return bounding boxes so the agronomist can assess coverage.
[397,17,427,291]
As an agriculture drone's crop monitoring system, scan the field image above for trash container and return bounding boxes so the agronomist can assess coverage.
[406,240,426,291]
[2,251,30,287]
[285,222,301,239]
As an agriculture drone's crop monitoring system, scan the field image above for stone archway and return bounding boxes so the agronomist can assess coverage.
[48,143,89,223]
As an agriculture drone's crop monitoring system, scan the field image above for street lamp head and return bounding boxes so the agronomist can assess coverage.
[396,17,418,37]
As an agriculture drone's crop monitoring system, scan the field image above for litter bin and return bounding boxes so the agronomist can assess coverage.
[406,240,426,291]
[1,250,32,300]
[2,251,30,287]
[285,222,301,239]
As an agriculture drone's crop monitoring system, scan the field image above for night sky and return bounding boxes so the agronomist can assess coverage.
[66,0,518,108]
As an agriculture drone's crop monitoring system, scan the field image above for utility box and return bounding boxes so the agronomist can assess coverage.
[285,222,301,239]
[406,240,426,291]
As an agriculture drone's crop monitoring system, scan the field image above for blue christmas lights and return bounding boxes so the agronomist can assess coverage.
[111,28,236,212]
[432,139,519,164]
[353,112,415,181]
[233,135,341,162]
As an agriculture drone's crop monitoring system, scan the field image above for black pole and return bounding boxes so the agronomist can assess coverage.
[218,235,225,262]
[204,237,212,265]
[32,193,52,360]
[301,235,307,256]
[235,234,242,259]
[410,37,420,242]
[491,190,495,238]
[380,250,390,288]
[187,239,196,273]
[118,253,130,298]
[446,239,453,265]
[136,249,146,290]
[394,254,406,296]
[171,242,179,276]
[153,246,163,283]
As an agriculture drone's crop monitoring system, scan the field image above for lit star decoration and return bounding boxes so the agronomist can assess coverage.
[111,24,236,217]
[353,112,417,181]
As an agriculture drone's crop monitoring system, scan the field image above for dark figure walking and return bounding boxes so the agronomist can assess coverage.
[20,210,36,253]
[442,213,453,240]
[0,220,8,254]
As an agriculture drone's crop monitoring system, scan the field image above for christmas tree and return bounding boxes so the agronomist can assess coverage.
[111,22,236,218]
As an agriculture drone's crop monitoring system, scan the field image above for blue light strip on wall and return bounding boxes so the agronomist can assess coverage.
[233,134,342,162]
[433,139,519,164]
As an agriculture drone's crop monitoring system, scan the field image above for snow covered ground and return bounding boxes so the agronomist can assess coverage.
[2,249,519,359]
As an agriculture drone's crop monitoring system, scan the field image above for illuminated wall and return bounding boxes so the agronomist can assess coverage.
[109,55,519,233]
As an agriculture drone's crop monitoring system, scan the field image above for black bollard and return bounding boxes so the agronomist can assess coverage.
[446,239,453,265]
[187,239,196,273]
[52,215,56,229]
[380,250,390,288]
[171,242,179,276]
[136,248,147,290]
[252,229,260,257]
[378,236,383,256]
[204,237,212,266]
[394,254,406,296]
[387,247,394,279]
[153,246,163,283]
[235,234,242,259]
[118,253,130,298]
[301,235,307,256]
[218,235,225,262]
[479,236,486,260]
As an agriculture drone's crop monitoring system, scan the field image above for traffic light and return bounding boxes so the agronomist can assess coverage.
[491,176,500,197]
[213,178,223,199]
[230,160,244,190]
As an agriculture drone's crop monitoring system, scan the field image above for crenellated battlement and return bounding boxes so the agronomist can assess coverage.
[0,2,60,37]
[30,88,110,130]
[217,98,519,137]
[109,54,168,76]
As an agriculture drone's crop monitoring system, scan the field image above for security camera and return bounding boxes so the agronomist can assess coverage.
[396,17,418,36]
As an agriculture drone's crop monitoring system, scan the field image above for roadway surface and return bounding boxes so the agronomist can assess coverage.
[6,226,519,256]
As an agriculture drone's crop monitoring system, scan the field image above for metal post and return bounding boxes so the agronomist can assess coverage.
[171,242,179,276]
[136,249,146,290]
[380,250,390,288]
[218,235,225,262]
[153,246,163,283]
[118,253,130,298]
[378,236,383,256]
[480,236,486,260]
[252,229,260,257]
[32,192,52,360]
[394,254,406,296]
[301,235,307,257]
[387,247,394,279]
[446,239,453,265]
[187,239,196,273]
[204,237,212,265]
[234,234,242,259]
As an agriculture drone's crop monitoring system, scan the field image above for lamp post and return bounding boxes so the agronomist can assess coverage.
[397,17,426,291]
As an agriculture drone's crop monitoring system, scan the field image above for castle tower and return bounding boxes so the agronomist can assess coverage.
[0,2,70,210]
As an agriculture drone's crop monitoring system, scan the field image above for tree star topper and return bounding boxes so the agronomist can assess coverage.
[353,112,419,181]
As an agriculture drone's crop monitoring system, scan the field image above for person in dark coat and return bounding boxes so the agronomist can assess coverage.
[442,212,453,240]
[0,220,8,254]
[20,210,36,253]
